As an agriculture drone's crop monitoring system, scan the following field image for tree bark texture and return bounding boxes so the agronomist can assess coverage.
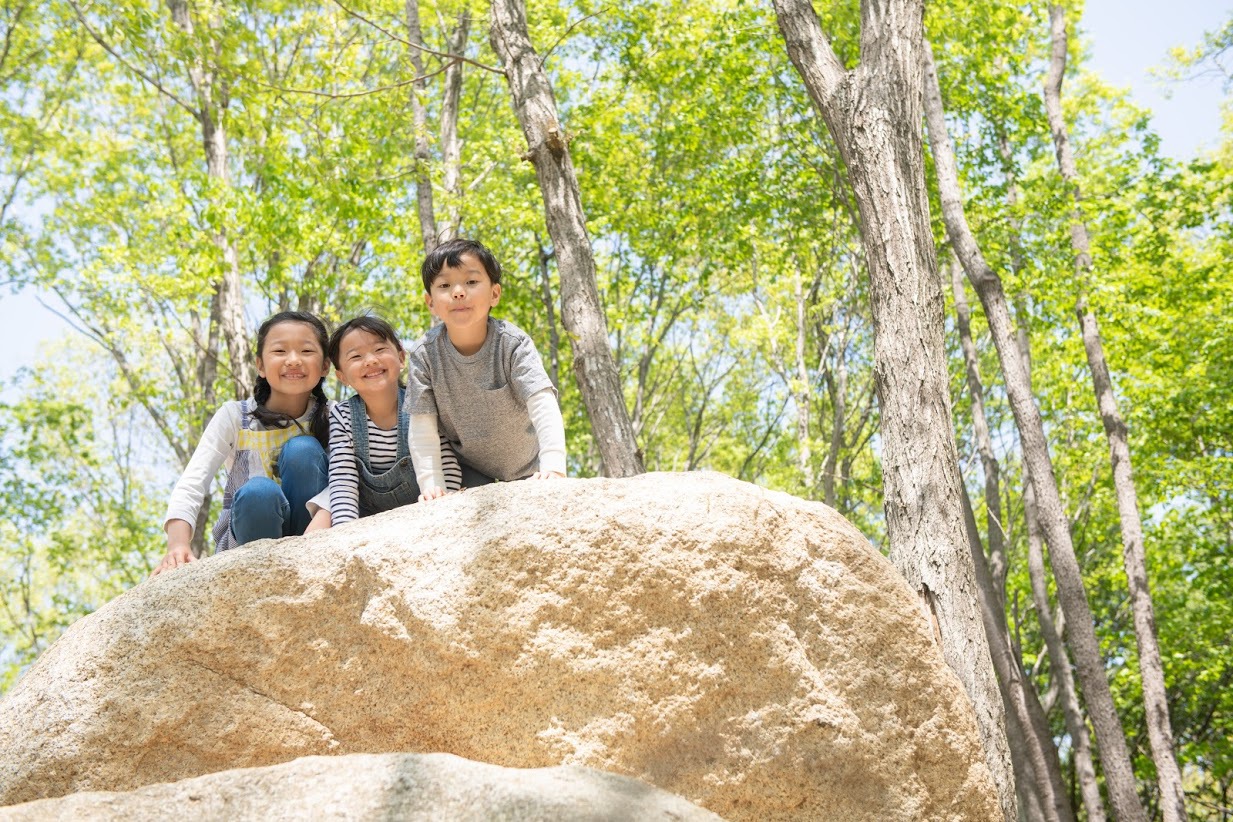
[1043,9,1186,821]
[438,10,470,242]
[165,0,253,400]
[772,2,1015,818]
[489,0,644,478]
[922,35,1143,821]
[405,0,438,252]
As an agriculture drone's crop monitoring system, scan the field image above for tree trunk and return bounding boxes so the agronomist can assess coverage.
[1023,464,1105,822]
[535,237,561,392]
[793,263,813,491]
[821,317,847,508]
[165,0,252,400]
[949,259,1008,593]
[1043,9,1186,820]
[998,129,1107,822]
[488,0,643,478]
[405,0,438,252]
[772,2,1015,818]
[961,484,1072,822]
[950,261,1072,822]
[438,10,470,242]
[920,34,1142,821]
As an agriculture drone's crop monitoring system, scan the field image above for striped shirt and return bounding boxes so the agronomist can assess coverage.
[327,399,461,525]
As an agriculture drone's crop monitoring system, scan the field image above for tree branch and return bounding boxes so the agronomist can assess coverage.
[243,63,452,99]
[65,0,200,118]
[328,0,503,75]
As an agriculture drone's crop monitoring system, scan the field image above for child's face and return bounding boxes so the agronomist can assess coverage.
[257,321,328,400]
[335,328,405,400]
[424,252,501,334]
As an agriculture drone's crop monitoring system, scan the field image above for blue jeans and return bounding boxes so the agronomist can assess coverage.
[230,435,327,546]
[460,461,496,489]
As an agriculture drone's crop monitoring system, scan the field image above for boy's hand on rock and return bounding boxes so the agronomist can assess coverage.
[528,471,565,480]
[419,485,448,503]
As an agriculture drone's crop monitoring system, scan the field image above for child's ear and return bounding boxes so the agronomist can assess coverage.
[491,283,501,305]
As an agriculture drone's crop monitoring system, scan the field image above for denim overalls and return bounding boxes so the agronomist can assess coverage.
[350,389,420,516]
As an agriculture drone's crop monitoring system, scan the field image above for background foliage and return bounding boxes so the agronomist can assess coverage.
[1,0,1228,815]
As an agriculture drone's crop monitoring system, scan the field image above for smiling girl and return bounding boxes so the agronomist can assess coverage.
[153,311,332,575]
[306,314,460,531]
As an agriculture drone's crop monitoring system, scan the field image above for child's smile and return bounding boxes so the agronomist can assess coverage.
[257,320,328,408]
[337,328,406,401]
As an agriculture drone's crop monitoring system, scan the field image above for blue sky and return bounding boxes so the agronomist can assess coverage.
[1,1,1228,384]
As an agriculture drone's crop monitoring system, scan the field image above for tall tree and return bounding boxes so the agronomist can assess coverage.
[950,258,1072,822]
[919,20,1148,819]
[1044,7,1186,820]
[770,0,1015,817]
[488,0,644,478]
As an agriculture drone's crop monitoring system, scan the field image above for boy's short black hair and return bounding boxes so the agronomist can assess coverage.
[420,238,502,291]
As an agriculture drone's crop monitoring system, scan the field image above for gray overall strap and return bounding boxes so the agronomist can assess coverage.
[348,388,410,473]
[395,387,409,458]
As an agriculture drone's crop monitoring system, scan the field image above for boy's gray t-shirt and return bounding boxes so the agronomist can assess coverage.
[405,318,555,482]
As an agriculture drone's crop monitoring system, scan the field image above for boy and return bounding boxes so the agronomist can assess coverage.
[407,238,566,498]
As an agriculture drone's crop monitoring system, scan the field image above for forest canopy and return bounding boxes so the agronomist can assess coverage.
[0,0,1229,817]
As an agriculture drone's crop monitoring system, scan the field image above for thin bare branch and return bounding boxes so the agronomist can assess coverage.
[328,0,503,75]
[243,62,452,99]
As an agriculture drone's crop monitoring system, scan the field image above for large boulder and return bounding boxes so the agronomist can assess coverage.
[0,752,722,821]
[0,472,998,820]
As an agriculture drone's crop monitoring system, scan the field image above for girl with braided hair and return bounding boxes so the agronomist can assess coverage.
[153,311,331,575]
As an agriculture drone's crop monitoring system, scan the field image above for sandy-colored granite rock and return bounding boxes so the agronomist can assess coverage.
[0,752,721,821]
[0,471,998,820]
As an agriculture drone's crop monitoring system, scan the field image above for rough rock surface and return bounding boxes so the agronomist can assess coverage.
[0,752,721,821]
[0,472,999,820]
